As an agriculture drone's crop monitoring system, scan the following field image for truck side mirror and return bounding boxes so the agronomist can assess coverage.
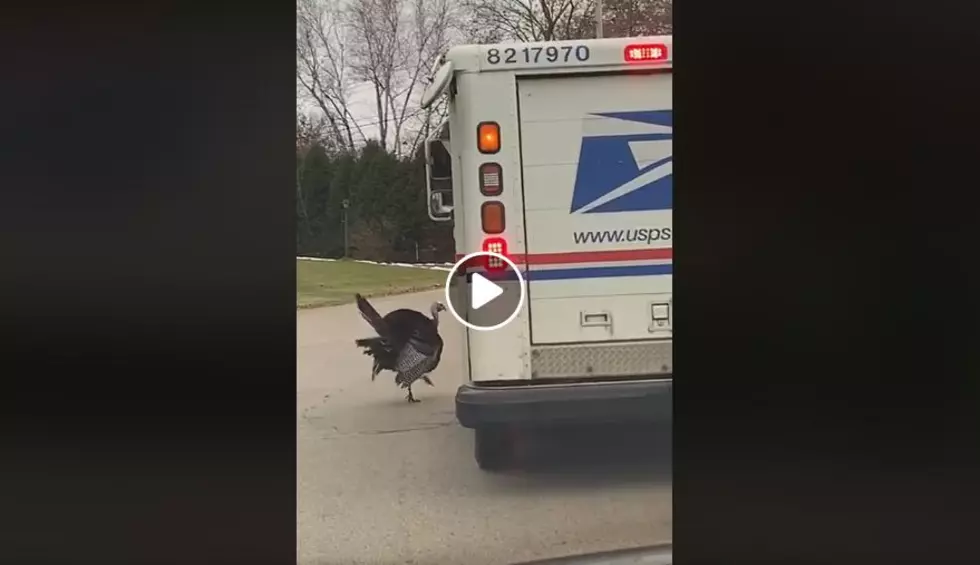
[430,191,453,217]
[425,136,453,222]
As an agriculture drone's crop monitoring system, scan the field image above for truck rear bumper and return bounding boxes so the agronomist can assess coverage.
[455,378,672,429]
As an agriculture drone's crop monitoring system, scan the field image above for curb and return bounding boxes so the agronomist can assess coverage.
[296,282,445,311]
[297,256,452,272]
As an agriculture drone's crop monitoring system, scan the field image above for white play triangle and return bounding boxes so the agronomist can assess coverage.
[471,273,504,310]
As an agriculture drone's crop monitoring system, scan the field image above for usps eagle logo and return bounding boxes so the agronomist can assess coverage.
[569,110,672,214]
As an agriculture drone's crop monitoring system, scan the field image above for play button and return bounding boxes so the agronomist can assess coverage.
[471,272,504,309]
[444,251,526,331]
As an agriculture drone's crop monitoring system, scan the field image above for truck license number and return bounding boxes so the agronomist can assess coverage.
[486,44,591,66]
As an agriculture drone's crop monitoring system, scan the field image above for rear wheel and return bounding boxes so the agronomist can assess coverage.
[474,427,512,471]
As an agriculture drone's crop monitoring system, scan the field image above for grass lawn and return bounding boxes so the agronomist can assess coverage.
[297,259,447,309]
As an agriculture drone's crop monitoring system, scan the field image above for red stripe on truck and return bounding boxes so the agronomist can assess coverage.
[454,247,672,266]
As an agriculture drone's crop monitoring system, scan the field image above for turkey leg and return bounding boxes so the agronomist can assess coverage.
[405,385,420,403]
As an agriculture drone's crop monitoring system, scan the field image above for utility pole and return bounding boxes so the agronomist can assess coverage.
[595,0,604,38]
[342,199,350,258]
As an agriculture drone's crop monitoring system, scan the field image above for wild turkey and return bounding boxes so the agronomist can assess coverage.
[353,293,446,403]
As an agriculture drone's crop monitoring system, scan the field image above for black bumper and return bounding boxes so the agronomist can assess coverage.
[455,378,672,429]
[512,543,672,565]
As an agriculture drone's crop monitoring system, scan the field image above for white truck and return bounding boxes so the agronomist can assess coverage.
[420,35,672,470]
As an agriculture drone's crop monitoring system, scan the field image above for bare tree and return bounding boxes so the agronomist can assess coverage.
[296,110,332,155]
[459,0,596,43]
[401,0,461,157]
[297,0,367,153]
[603,0,672,36]
[346,0,460,158]
[346,0,401,154]
[458,0,671,43]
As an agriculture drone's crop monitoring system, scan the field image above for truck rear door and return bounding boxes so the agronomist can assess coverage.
[517,70,672,345]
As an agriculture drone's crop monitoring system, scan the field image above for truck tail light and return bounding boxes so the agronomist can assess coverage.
[482,237,507,271]
[624,43,669,63]
[481,201,505,234]
[479,163,502,196]
[477,122,500,154]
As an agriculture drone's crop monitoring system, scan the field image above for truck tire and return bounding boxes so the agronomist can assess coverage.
[474,427,511,471]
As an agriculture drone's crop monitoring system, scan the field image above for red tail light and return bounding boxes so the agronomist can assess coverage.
[480,201,505,234]
[624,43,668,63]
[482,237,507,271]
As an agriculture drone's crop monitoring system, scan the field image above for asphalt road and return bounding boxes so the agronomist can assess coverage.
[298,289,672,565]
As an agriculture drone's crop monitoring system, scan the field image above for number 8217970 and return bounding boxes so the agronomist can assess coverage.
[485,44,591,66]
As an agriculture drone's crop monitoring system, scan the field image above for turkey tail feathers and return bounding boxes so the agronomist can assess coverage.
[354,336,391,381]
[355,293,388,336]
[354,336,381,348]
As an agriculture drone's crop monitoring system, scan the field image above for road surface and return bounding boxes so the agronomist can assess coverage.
[298,289,672,565]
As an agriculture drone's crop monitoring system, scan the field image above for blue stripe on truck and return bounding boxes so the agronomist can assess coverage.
[529,264,673,280]
[470,263,673,282]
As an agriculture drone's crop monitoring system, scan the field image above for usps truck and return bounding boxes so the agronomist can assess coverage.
[421,35,672,470]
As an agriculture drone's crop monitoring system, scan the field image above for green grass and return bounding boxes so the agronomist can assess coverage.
[297,259,447,309]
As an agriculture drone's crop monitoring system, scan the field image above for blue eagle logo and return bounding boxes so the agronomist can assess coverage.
[570,110,672,214]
